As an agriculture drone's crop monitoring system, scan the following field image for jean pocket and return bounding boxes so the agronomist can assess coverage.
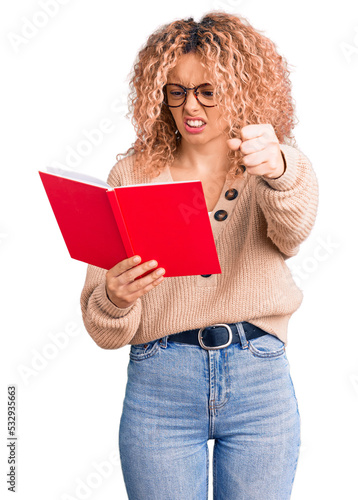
[248,333,285,358]
[129,339,160,361]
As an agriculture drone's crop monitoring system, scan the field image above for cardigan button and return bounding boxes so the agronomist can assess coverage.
[201,274,212,278]
[225,188,238,200]
[214,210,228,221]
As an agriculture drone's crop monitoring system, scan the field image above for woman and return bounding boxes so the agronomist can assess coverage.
[81,12,319,500]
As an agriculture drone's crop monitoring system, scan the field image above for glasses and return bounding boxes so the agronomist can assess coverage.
[163,83,217,108]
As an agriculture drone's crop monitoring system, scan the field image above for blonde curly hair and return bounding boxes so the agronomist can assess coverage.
[117,11,298,181]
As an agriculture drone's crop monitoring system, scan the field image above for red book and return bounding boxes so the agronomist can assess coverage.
[38,167,221,278]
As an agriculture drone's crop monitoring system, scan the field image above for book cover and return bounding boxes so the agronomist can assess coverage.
[39,168,221,277]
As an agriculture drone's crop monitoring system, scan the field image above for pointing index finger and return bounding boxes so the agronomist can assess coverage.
[227,138,242,150]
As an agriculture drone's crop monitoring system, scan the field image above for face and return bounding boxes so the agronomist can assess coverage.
[166,52,229,148]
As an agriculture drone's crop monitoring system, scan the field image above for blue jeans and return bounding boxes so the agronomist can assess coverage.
[119,322,301,499]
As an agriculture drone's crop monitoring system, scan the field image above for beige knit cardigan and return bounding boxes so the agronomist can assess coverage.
[80,144,319,349]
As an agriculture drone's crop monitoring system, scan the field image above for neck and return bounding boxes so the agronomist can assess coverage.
[174,135,230,175]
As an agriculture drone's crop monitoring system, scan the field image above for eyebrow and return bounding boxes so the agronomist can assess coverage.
[166,81,212,86]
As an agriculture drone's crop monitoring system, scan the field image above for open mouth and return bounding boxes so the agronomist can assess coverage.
[185,119,206,128]
[184,118,207,133]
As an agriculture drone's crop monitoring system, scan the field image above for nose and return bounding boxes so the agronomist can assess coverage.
[183,89,201,113]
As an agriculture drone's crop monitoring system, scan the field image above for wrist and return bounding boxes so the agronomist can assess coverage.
[264,151,287,180]
[105,286,135,310]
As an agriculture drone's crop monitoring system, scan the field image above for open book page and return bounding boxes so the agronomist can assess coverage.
[44,166,110,188]
[44,167,202,189]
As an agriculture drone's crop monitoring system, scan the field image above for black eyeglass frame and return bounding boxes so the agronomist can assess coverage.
[163,83,217,108]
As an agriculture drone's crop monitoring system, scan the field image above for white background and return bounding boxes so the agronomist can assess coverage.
[1,0,358,498]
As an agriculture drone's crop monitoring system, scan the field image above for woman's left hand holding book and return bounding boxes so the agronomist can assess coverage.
[105,255,166,308]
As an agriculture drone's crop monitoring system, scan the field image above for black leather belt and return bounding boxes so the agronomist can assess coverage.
[167,321,268,350]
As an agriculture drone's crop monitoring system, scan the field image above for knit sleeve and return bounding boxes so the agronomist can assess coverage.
[79,157,142,349]
[255,144,319,258]
[80,265,142,349]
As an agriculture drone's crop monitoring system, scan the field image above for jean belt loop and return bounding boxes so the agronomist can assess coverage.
[159,336,168,348]
[235,322,249,349]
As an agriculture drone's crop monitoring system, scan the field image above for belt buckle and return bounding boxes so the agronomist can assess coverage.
[198,323,233,350]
